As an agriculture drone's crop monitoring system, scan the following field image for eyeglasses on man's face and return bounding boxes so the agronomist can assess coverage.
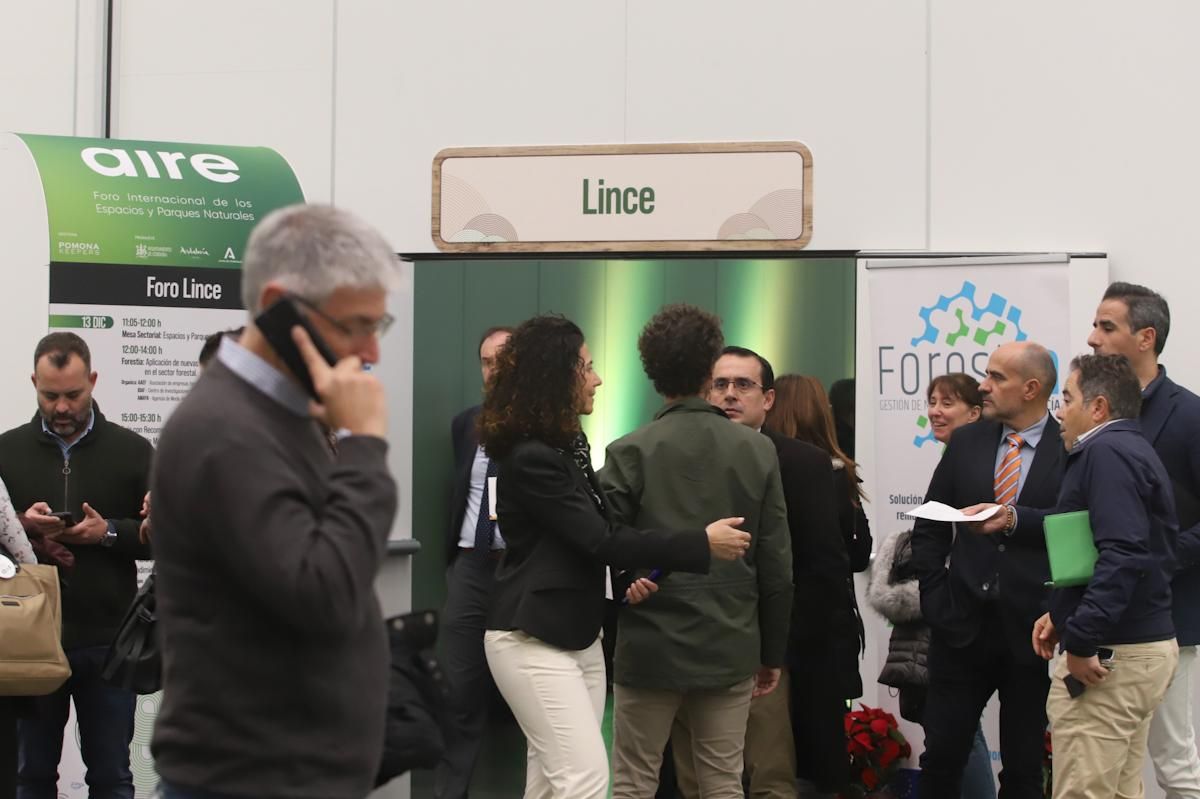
[289,294,395,339]
[711,377,764,394]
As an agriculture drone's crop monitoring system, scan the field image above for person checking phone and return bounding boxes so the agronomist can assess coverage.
[1032,354,1177,799]
[0,332,153,799]
[149,204,400,799]
[480,314,750,799]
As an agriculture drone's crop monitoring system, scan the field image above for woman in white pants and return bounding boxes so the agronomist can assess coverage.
[479,314,751,799]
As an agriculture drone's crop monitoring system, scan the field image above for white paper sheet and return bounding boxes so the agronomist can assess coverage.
[902,501,1002,523]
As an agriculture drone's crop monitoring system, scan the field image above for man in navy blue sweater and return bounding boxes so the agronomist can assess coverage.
[1087,281,1200,799]
[1032,353,1178,799]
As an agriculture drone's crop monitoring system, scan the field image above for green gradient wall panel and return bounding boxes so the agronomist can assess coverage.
[717,258,855,390]
[411,261,466,612]
[600,260,665,449]
[410,256,855,614]
[664,260,718,309]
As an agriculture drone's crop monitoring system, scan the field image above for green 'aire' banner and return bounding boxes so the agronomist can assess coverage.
[15,133,304,269]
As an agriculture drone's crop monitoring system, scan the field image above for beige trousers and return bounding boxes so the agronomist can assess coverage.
[611,677,755,799]
[672,669,796,799]
[1046,639,1178,799]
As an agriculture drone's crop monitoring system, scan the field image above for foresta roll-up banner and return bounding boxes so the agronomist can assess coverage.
[11,133,304,445]
[854,253,1108,775]
[1,132,303,799]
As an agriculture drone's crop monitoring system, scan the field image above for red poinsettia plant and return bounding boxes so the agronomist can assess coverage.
[843,704,912,798]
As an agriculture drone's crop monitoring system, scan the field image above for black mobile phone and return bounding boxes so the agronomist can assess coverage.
[254,297,338,399]
[49,510,77,526]
[1063,674,1086,699]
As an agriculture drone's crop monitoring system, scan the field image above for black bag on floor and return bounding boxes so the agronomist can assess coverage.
[102,573,160,694]
[375,609,451,787]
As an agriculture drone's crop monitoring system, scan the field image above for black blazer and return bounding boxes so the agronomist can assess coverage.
[445,406,482,564]
[910,416,1066,663]
[486,439,711,651]
[1141,369,1200,645]
[762,430,851,646]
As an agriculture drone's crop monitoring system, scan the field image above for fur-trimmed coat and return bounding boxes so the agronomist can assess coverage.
[867,529,929,691]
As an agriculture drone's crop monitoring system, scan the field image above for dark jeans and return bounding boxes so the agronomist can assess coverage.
[156,781,244,799]
[433,554,499,799]
[918,619,1049,799]
[17,646,136,799]
[1,699,17,799]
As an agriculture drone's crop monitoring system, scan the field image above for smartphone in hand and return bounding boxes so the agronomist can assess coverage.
[1063,647,1115,699]
[254,297,338,399]
[48,510,78,527]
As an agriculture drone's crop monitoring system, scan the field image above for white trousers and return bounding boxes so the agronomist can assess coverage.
[484,629,608,799]
[1149,645,1200,799]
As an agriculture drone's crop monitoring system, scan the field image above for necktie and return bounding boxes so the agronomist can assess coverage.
[994,434,1024,506]
[473,458,499,551]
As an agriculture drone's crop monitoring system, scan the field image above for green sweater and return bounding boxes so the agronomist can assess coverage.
[0,407,152,649]
[599,397,793,690]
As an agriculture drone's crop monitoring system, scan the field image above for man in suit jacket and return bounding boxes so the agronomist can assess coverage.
[434,325,512,799]
[668,346,850,799]
[911,341,1066,799]
[1088,281,1200,797]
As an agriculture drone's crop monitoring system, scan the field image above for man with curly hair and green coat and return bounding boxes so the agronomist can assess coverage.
[600,304,793,799]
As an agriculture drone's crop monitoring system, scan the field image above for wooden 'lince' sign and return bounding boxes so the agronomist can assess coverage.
[432,141,812,253]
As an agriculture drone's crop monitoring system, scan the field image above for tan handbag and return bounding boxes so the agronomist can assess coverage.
[0,559,71,695]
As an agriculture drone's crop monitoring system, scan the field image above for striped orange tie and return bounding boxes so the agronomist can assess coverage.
[994,433,1024,505]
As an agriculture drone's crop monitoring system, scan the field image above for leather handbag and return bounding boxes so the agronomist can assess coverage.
[0,549,71,696]
[102,572,160,694]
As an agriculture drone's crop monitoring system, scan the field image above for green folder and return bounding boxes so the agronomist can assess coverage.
[1043,510,1098,587]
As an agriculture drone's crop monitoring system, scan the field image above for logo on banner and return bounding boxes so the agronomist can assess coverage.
[57,241,101,257]
[877,280,1059,449]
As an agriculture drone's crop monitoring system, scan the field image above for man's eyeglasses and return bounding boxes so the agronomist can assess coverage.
[290,294,395,339]
[712,377,764,394]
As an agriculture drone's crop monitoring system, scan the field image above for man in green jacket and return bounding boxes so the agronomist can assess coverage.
[600,304,793,799]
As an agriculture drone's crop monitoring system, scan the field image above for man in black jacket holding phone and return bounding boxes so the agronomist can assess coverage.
[1033,354,1177,799]
[0,332,153,799]
[434,325,512,799]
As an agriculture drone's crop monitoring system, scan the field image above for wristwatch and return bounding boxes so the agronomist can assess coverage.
[100,520,117,547]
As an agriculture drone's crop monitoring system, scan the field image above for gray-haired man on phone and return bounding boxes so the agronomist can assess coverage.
[150,204,400,799]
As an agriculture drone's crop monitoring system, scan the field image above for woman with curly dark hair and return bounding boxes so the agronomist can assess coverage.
[481,314,751,799]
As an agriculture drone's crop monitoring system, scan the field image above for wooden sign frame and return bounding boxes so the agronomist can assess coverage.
[431,141,812,253]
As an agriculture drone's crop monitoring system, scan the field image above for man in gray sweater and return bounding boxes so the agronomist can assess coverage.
[150,204,399,799]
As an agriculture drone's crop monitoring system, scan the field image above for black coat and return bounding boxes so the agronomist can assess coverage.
[486,439,711,651]
[910,416,1066,663]
[1140,368,1200,645]
[761,430,859,791]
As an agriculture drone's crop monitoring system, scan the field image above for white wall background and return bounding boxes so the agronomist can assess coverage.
[5,0,1200,795]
